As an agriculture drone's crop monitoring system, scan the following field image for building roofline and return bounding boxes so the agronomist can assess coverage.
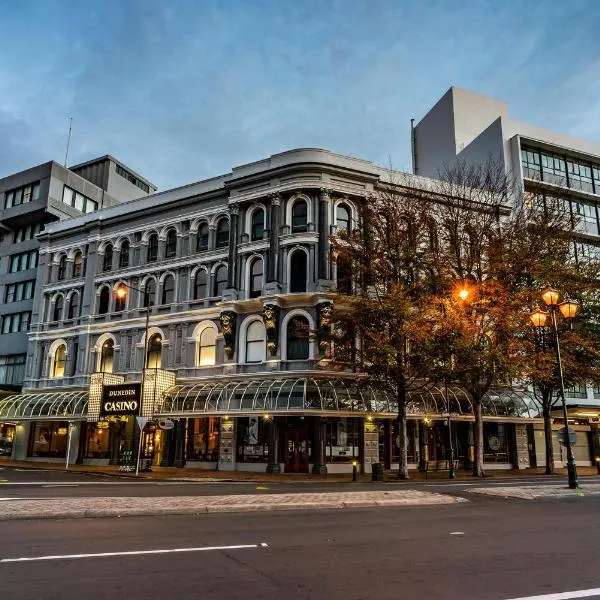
[68,154,157,189]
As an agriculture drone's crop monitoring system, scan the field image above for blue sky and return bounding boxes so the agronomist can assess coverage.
[1,0,599,190]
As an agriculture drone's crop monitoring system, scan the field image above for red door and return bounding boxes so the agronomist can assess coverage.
[285,428,310,473]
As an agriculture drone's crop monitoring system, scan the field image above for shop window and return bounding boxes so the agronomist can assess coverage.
[325,418,360,463]
[144,279,156,307]
[245,320,266,363]
[67,292,79,319]
[0,423,15,458]
[58,255,67,280]
[29,421,69,458]
[73,252,83,277]
[196,223,209,252]
[98,286,110,314]
[216,219,229,249]
[194,270,207,300]
[99,339,115,373]
[251,208,265,240]
[236,416,268,463]
[119,241,130,268]
[52,344,67,378]
[291,200,308,233]
[336,203,351,232]
[165,229,177,258]
[483,422,510,463]
[146,333,162,369]
[161,274,175,304]
[53,295,64,321]
[198,326,216,366]
[213,265,228,297]
[85,424,111,459]
[103,245,113,272]
[186,417,219,461]
[289,249,307,293]
[147,234,159,262]
[287,316,309,360]
[249,258,263,298]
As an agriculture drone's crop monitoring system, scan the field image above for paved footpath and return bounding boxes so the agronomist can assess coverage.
[470,483,600,500]
[0,489,466,520]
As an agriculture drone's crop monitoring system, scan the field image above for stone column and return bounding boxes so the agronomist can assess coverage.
[218,417,235,471]
[267,193,280,283]
[174,418,186,468]
[266,419,281,474]
[318,188,330,280]
[226,206,239,289]
[419,421,429,471]
[311,418,327,474]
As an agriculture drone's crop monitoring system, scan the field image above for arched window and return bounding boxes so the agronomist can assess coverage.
[249,258,263,298]
[245,321,266,363]
[52,343,67,378]
[67,292,79,319]
[73,252,83,278]
[99,339,115,373]
[146,334,162,369]
[147,234,159,262]
[197,223,209,252]
[58,256,67,281]
[292,200,308,233]
[213,265,228,297]
[53,295,64,321]
[114,287,126,312]
[287,316,309,360]
[336,255,353,295]
[215,219,229,249]
[198,326,217,366]
[336,203,351,232]
[98,286,110,314]
[165,229,177,258]
[251,209,265,241]
[103,245,113,272]
[194,270,207,300]
[289,249,307,293]
[162,274,175,304]
[119,241,130,268]
[143,279,156,307]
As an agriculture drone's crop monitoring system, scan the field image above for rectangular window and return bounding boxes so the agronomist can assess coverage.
[521,146,541,180]
[4,181,41,209]
[187,417,219,461]
[568,161,594,193]
[9,250,37,273]
[326,418,360,463]
[0,354,26,386]
[571,201,599,236]
[4,280,35,303]
[29,421,69,458]
[62,185,98,213]
[1,311,31,333]
[541,151,567,185]
[236,417,268,463]
[565,384,587,399]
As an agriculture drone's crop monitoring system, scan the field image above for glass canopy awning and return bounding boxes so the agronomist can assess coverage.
[0,391,88,421]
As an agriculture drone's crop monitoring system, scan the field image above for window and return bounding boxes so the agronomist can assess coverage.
[236,417,268,463]
[161,274,175,304]
[289,249,307,293]
[287,316,309,360]
[0,354,26,386]
[165,229,177,258]
[198,326,217,366]
[147,234,159,262]
[216,219,229,248]
[2,311,31,333]
[4,182,40,208]
[62,185,98,213]
[98,286,110,314]
[245,321,265,363]
[73,252,83,277]
[251,209,265,241]
[53,296,64,322]
[115,164,150,193]
[197,223,209,252]
[336,255,353,294]
[119,241,130,268]
[52,344,67,378]
[99,339,115,373]
[13,221,43,243]
[114,288,126,312]
[572,201,599,236]
[67,292,79,319]
[58,255,67,280]
[326,418,360,463]
[521,147,541,180]
[194,270,207,300]
[9,250,37,273]
[144,279,156,307]
[540,151,567,186]
[336,203,351,232]
[213,265,228,297]
[146,334,162,369]
[565,384,587,399]
[29,421,69,458]
[249,258,263,298]
[292,200,308,233]
[568,161,594,193]
[187,417,219,461]
[5,280,35,303]
[103,245,113,272]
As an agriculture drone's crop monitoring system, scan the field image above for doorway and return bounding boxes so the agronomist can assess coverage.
[285,428,310,473]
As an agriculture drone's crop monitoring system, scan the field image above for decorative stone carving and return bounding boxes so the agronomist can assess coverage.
[262,303,280,356]
[317,301,334,353]
[219,311,237,360]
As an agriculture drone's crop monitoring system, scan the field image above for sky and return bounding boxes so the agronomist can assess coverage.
[1,0,599,191]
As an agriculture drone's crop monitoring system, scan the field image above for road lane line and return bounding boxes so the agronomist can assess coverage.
[1,542,269,563]
[505,588,600,599]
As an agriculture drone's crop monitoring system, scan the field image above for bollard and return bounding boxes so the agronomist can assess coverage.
[352,460,358,482]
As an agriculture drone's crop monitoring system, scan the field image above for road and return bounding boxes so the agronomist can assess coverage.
[2,495,600,600]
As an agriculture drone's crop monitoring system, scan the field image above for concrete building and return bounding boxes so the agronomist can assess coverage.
[0,156,156,400]
[0,148,550,472]
[413,87,600,457]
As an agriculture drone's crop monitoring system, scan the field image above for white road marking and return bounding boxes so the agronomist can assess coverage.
[41,484,79,488]
[449,531,465,535]
[1,542,269,563]
[505,588,600,599]
[0,480,248,486]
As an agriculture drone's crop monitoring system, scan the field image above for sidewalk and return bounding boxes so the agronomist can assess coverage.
[0,489,467,521]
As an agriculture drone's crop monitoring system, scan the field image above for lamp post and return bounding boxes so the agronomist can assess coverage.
[114,282,151,476]
[529,286,579,489]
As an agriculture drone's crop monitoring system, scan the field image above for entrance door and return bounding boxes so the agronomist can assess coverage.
[285,428,310,473]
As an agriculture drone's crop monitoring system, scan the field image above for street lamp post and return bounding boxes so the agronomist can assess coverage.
[529,287,579,489]
[115,282,151,476]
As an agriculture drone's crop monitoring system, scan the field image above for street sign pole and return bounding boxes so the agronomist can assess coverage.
[65,422,73,471]
[135,416,150,477]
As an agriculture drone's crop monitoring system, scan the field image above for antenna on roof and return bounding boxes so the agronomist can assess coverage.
[64,117,73,167]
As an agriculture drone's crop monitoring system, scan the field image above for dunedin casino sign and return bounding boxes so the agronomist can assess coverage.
[100,383,142,416]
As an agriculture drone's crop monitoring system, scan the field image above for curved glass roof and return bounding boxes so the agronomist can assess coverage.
[0,391,88,421]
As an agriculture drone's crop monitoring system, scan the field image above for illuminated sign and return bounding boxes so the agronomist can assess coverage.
[100,384,141,416]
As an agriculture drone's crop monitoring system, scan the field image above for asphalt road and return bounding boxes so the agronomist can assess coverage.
[2,497,600,600]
